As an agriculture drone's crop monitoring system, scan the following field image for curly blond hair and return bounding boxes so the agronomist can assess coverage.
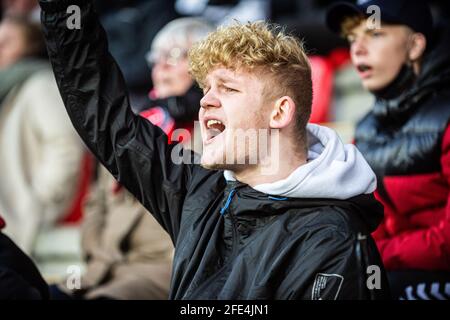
[188,21,312,141]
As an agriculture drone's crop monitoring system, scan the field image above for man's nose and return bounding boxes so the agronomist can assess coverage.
[153,59,171,70]
[351,37,368,57]
[200,90,221,109]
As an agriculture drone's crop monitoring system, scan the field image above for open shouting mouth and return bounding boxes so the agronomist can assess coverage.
[204,118,226,145]
[356,63,373,79]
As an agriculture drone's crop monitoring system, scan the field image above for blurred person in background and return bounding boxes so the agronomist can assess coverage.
[143,17,214,150]
[1,0,40,21]
[0,15,83,254]
[50,165,173,300]
[327,0,450,299]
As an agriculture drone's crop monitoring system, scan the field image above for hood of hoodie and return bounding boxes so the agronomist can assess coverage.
[224,123,377,200]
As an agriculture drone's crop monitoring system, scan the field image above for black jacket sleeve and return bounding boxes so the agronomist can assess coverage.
[39,0,193,242]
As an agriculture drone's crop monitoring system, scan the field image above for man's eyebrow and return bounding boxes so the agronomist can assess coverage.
[346,31,355,38]
[365,25,385,33]
[216,74,240,85]
[203,71,241,88]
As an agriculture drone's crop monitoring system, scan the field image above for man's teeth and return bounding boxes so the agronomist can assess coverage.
[206,119,223,129]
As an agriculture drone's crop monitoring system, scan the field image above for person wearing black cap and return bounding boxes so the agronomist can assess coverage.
[326,0,450,300]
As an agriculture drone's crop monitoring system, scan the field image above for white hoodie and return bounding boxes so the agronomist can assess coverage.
[224,123,377,200]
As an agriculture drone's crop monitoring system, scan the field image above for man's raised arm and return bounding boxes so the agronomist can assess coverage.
[39,0,193,241]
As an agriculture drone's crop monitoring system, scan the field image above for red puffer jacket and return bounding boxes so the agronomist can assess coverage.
[372,126,450,271]
[0,215,5,230]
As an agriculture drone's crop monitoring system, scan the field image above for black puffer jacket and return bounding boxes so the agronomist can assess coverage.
[354,25,450,271]
[39,0,389,300]
[356,25,450,177]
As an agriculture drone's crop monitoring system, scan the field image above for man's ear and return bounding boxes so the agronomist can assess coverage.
[408,32,427,62]
[269,96,296,129]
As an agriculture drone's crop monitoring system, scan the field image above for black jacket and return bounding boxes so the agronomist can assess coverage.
[39,0,389,300]
[0,233,49,300]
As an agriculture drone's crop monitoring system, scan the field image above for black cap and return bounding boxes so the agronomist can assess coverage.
[326,0,433,41]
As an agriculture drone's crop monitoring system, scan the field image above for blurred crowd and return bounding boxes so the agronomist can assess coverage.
[0,0,449,300]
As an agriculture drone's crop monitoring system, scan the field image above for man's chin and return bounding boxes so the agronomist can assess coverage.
[200,153,231,171]
[200,158,227,171]
[363,79,387,93]
[200,156,252,173]
[200,147,222,169]
[200,163,222,170]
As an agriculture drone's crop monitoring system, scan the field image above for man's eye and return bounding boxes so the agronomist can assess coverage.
[371,31,384,37]
[224,86,237,93]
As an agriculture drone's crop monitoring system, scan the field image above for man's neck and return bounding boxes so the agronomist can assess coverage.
[233,149,307,187]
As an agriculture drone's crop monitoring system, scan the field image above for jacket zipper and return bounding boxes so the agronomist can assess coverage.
[220,188,240,258]
[356,232,375,300]
[220,188,236,215]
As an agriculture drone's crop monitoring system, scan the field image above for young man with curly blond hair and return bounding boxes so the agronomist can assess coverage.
[39,0,389,300]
